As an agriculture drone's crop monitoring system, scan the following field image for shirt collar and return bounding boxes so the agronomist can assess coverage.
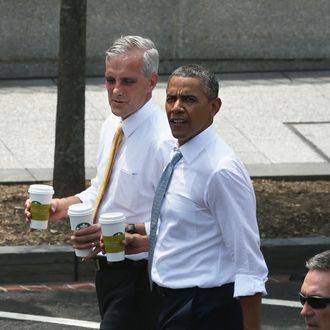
[178,125,218,164]
[121,98,156,137]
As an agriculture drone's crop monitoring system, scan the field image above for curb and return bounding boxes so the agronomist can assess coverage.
[0,237,329,285]
[2,164,330,183]
[0,245,95,284]
[260,236,330,275]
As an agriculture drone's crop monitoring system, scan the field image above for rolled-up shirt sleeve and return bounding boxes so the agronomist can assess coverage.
[207,161,268,297]
[75,176,99,206]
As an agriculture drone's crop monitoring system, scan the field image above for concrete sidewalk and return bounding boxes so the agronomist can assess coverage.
[1,70,330,182]
[1,237,330,285]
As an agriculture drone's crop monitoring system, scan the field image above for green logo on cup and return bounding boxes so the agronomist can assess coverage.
[31,202,50,221]
[103,233,125,253]
[75,223,91,231]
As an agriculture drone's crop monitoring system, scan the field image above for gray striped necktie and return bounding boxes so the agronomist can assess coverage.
[148,149,183,288]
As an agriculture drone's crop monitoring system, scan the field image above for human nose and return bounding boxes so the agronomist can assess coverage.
[112,82,123,95]
[300,302,313,317]
[172,99,184,112]
[105,80,122,95]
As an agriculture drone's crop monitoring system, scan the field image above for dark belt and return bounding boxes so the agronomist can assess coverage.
[154,282,234,297]
[154,284,197,296]
[95,257,147,271]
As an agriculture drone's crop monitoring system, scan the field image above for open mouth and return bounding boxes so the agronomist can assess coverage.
[170,118,187,125]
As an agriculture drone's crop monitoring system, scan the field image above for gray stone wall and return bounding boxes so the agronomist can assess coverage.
[1,0,330,78]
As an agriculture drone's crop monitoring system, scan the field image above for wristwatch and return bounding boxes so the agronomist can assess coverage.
[126,223,137,234]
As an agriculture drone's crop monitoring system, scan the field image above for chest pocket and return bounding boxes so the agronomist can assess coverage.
[115,168,139,210]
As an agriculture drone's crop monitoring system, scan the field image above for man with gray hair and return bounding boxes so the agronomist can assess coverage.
[299,250,330,330]
[25,35,172,329]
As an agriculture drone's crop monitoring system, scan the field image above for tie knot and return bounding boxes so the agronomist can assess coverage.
[170,149,182,166]
[117,122,124,136]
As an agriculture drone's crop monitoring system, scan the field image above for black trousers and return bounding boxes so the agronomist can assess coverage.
[155,283,243,330]
[95,258,160,330]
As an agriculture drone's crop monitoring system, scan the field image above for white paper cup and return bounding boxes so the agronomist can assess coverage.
[68,203,93,257]
[28,184,54,230]
[99,212,125,262]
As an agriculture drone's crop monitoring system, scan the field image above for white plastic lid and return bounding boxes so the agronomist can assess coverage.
[99,212,125,224]
[68,203,93,216]
[28,184,54,195]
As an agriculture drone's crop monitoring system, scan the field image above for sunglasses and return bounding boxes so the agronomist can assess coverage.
[299,292,330,309]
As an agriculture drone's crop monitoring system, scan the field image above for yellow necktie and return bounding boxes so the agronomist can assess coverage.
[93,123,124,223]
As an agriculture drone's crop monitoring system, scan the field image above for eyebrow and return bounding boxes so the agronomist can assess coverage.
[105,75,138,82]
[166,92,197,98]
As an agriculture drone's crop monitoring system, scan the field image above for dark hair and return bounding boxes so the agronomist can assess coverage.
[170,64,219,100]
[306,250,330,271]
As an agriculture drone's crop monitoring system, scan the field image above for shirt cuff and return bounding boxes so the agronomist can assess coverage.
[234,274,268,297]
[144,221,151,235]
[75,192,90,205]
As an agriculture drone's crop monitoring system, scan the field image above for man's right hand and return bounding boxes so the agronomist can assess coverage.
[123,233,149,254]
[24,196,81,224]
[71,223,102,260]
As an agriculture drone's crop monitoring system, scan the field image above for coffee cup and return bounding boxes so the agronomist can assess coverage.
[68,203,93,257]
[99,212,125,262]
[28,184,54,230]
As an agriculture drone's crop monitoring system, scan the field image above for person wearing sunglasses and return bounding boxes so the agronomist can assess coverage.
[299,250,330,329]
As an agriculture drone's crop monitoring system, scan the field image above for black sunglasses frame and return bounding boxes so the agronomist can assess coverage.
[299,292,330,309]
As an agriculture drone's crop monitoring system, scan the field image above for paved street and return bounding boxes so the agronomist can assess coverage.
[0,277,306,329]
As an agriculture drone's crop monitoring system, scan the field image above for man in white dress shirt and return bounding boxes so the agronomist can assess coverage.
[125,64,268,330]
[25,36,172,330]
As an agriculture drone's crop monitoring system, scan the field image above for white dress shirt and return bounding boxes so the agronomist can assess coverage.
[77,98,173,260]
[152,124,268,297]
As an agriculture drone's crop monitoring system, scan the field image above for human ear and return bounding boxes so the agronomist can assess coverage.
[149,73,159,90]
[211,97,222,116]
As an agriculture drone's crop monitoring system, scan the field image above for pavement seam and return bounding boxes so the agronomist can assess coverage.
[285,121,330,162]
[0,281,95,293]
